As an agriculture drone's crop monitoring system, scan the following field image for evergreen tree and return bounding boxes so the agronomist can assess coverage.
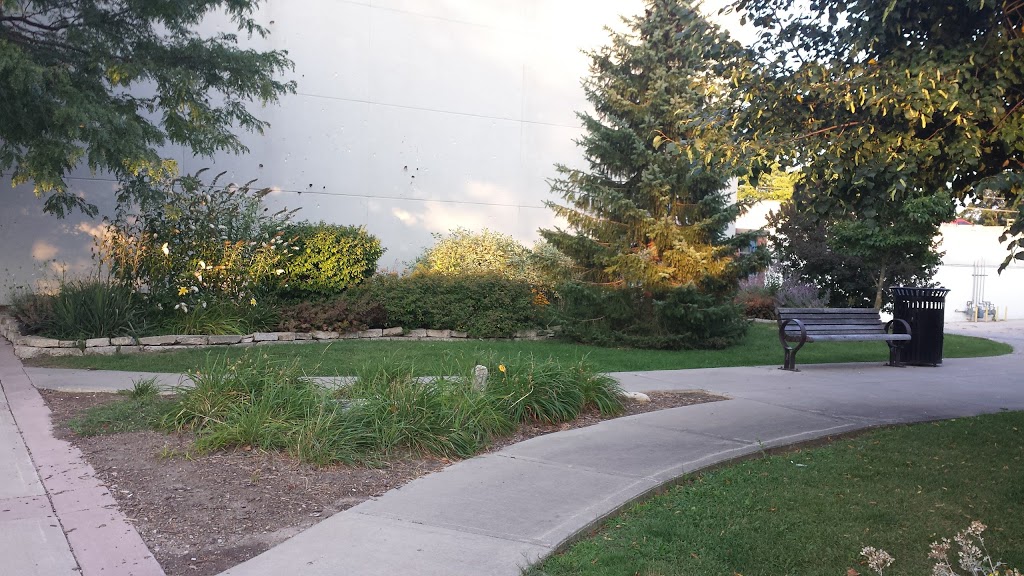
[540,0,760,292]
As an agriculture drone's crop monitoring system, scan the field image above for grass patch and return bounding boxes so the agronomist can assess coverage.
[529,411,1024,576]
[69,379,178,436]
[24,323,1011,375]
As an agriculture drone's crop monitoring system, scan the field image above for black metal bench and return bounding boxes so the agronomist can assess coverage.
[777,308,912,371]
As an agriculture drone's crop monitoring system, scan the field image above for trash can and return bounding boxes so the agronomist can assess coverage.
[890,287,951,366]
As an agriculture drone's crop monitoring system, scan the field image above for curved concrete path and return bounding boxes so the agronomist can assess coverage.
[1,322,1021,575]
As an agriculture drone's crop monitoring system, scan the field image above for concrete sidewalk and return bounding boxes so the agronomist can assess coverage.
[1,322,1020,576]
[0,341,163,576]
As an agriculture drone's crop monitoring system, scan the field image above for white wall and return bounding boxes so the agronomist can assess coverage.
[2,0,658,302]
[933,224,1024,323]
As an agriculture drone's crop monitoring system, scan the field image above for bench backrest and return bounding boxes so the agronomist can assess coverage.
[777,307,886,336]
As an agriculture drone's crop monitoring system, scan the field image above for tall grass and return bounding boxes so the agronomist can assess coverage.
[157,351,624,465]
[12,279,144,339]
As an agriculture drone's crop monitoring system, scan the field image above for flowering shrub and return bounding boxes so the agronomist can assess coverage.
[775,278,829,308]
[100,163,296,313]
[859,521,1021,576]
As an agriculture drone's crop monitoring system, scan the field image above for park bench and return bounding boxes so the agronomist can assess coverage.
[777,308,912,371]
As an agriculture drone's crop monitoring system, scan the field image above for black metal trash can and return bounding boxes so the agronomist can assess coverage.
[890,287,951,366]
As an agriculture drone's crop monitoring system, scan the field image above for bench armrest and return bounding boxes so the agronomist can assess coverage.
[778,318,807,350]
[884,318,912,338]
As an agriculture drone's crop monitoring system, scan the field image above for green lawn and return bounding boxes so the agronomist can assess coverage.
[530,411,1024,576]
[25,323,1010,375]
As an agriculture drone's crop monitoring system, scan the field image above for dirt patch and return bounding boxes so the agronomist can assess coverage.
[40,388,725,576]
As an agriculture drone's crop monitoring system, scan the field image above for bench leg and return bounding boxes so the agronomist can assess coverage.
[781,348,799,371]
[887,343,905,367]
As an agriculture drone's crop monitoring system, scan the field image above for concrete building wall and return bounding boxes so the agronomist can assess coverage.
[2,0,653,302]
[933,224,1024,323]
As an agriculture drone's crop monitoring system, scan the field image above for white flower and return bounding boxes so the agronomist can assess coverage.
[275,269,284,275]
[161,242,170,255]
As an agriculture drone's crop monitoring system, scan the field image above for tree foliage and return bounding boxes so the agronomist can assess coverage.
[728,0,1024,271]
[541,0,763,292]
[0,0,295,216]
[769,185,952,308]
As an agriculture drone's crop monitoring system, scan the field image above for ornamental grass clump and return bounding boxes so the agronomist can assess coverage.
[342,362,514,459]
[484,355,624,424]
[165,352,622,465]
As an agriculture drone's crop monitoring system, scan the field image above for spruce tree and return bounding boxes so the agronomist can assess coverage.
[540,0,759,292]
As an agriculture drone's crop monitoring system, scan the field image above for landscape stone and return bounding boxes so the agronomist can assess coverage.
[472,365,489,391]
[58,340,80,348]
[426,329,451,338]
[142,345,191,352]
[116,346,142,355]
[176,335,208,345]
[110,336,136,346]
[241,336,254,343]
[84,337,110,348]
[359,329,384,339]
[252,332,278,342]
[18,336,60,347]
[311,331,340,340]
[13,345,43,359]
[382,327,404,337]
[275,332,297,341]
[84,346,119,356]
[45,348,84,357]
[450,331,468,339]
[294,332,312,340]
[515,330,539,340]
[406,329,427,339]
[207,335,243,345]
[139,335,178,346]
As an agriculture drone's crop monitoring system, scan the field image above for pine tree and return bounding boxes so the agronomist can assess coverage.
[540,0,758,292]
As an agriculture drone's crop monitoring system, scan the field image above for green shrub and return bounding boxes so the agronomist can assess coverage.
[554,282,748,350]
[281,222,384,297]
[14,279,145,339]
[353,274,545,337]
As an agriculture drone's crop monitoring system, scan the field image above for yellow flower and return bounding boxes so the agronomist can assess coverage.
[178,286,188,296]
[498,364,506,373]
[161,242,170,256]
[250,297,257,307]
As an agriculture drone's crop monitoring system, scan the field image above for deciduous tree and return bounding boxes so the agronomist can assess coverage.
[1,0,295,216]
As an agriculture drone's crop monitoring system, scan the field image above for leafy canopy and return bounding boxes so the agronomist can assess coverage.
[727,0,1024,271]
[0,0,295,216]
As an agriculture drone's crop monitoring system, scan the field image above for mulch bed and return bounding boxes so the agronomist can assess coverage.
[40,388,726,576]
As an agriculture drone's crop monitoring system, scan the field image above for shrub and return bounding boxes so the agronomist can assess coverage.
[413,229,574,289]
[276,294,385,333]
[13,279,145,339]
[735,278,778,320]
[353,274,545,337]
[9,290,54,335]
[554,282,748,349]
[775,279,829,308]
[100,163,295,311]
[281,222,383,297]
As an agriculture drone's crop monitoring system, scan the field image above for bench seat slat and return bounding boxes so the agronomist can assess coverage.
[800,334,911,342]
[776,307,910,370]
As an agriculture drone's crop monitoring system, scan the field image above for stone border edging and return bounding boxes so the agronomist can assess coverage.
[0,314,555,359]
